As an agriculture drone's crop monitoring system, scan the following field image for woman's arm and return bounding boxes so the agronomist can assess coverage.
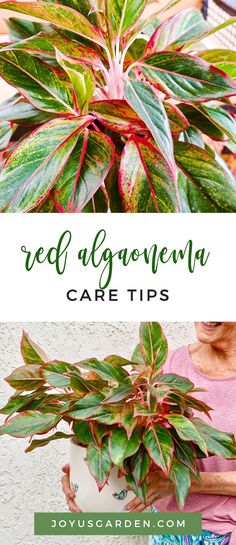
[191,471,236,496]
[125,469,236,512]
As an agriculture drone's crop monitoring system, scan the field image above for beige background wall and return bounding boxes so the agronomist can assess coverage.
[0,322,196,545]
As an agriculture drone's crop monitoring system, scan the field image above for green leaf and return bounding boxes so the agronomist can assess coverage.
[185,16,236,48]
[170,428,196,472]
[124,80,175,173]
[109,427,128,466]
[179,103,236,143]
[0,391,45,416]
[102,385,134,404]
[198,50,236,81]
[87,442,113,490]
[81,186,109,213]
[139,322,168,372]
[132,445,151,486]
[0,49,77,114]
[122,405,137,438]
[56,48,95,112]
[169,456,191,508]
[131,343,145,366]
[168,392,212,417]
[192,418,236,459]
[77,358,129,383]
[124,426,142,457]
[25,431,73,452]
[91,405,122,425]
[174,142,236,212]
[69,392,105,409]
[0,116,92,212]
[5,365,44,390]
[41,361,73,387]
[138,52,236,101]
[5,17,46,42]
[0,121,13,150]
[145,8,209,54]
[0,2,105,47]
[124,460,147,502]
[0,411,60,438]
[164,103,189,134]
[52,129,114,212]
[143,423,173,473]
[107,0,147,35]
[90,100,146,134]
[104,355,132,366]
[2,31,104,67]
[158,373,194,393]
[94,423,110,444]
[73,421,94,445]
[21,331,48,365]
[119,137,179,212]
[0,94,54,125]
[180,126,204,149]
[166,414,207,454]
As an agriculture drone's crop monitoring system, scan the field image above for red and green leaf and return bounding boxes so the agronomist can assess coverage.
[0,49,77,114]
[166,414,207,454]
[174,141,236,212]
[109,427,129,466]
[52,129,114,212]
[145,8,209,54]
[87,442,113,490]
[25,431,73,452]
[0,2,106,47]
[138,52,236,101]
[139,322,168,372]
[0,411,60,438]
[90,100,146,133]
[5,365,44,391]
[169,456,191,508]
[21,331,48,366]
[119,137,179,212]
[143,423,174,473]
[124,79,175,173]
[0,116,92,212]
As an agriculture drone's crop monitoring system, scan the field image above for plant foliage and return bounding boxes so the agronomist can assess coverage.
[1,324,236,507]
[0,1,235,212]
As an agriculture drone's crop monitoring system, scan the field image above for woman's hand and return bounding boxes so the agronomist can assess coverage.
[125,470,174,512]
[61,464,81,512]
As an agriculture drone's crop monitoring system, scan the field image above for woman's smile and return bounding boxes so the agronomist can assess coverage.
[201,322,223,331]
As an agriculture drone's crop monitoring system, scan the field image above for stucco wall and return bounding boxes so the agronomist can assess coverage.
[0,322,195,545]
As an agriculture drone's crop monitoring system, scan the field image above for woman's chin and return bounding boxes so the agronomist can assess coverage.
[195,322,223,342]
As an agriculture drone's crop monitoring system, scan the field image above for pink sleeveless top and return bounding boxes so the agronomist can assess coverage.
[154,346,236,543]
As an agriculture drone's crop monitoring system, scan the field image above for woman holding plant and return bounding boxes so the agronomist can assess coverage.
[61,322,236,545]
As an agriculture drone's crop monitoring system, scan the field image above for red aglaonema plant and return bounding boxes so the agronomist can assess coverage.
[0,1,235,212]
[1,323,236,507]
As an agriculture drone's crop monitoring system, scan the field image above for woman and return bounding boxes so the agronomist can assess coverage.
[61,322,236,545]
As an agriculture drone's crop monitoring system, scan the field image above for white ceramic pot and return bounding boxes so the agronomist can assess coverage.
[70,438,134,512]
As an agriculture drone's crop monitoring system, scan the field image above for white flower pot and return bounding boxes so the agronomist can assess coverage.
[70,438,135,512]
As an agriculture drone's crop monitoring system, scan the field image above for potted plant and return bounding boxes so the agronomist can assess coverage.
[0,0,235,212]
[1,323,236,512]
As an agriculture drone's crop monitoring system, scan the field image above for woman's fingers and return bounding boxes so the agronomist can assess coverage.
[62,464,70,475]
[125,496,144,511]
[66,497,81,513]
[61,474,75,500]
[61,463,81,513]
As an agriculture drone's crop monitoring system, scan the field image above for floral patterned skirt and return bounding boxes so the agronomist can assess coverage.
[148,530,231,545]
